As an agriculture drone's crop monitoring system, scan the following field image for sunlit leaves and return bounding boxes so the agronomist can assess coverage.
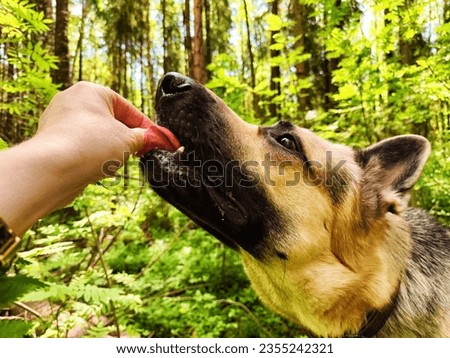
[0,320,34,338]
[0,0,50,36]
[0,138,9,150]
[0,0,59,140]
[334,83,357,100]
[266,13,283,31]
[0,275,46,308]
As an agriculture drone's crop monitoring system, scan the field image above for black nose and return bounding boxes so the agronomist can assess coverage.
[159,72,193,95]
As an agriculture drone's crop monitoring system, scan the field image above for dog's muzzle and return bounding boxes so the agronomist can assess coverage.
[140,73,279,259]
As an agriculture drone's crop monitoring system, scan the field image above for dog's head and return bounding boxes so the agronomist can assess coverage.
[140,72,431,335]
[141,72,429,263]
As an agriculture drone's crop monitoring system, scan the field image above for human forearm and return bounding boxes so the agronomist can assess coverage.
[0,133,86,236]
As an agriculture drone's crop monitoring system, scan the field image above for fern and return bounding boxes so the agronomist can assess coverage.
[0,275,46,308]
[0,319,33,338]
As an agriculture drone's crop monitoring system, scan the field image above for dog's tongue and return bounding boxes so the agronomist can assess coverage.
[137,123,181,156]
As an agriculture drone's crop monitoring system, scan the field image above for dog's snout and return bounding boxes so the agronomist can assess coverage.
[159,72,193,96]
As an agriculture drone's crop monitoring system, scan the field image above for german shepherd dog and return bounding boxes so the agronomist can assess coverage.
[141,73,450,338]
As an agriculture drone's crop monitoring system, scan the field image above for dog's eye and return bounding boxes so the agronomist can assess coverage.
[277,135,297,151]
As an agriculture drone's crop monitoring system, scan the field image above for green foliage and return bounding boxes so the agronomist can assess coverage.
[207,54,250,119]
[0,138,8,150]
[0,0,59,142]
[0,319,34,338]
[414,141,450,225]
[0,275,46,308]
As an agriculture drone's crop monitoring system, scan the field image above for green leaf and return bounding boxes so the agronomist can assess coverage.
[266,14,283,31]
[335,83,358,100]
[269,43,284,51]
[0,319,33,338]
[0,138,8,150]
[253,81,267,93]
[19,241,75,259]
[21,283,74,302]
[0,275,46,308]
[403,28,415,40]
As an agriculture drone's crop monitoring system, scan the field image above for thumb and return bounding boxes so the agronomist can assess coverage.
[129,127,147,154]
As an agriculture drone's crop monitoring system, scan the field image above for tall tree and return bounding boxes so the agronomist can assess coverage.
[1,1,58,143]
[162,0,169,72]
[269,0,281,120]
[291,0,311,113]
[73,0,87,82]
[243,0,256,90]
[445,0,450,22]
[399,0,428,66]
[208,1,232,56]
[243,0,262,117]
[52,0,70,89]
[161,0,183,73]
[104,1,131,97]
[192,0,207,83]
[184,0,194,77]
[204,0,212,78]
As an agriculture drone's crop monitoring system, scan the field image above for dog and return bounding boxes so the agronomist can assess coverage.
[140,72,450,338]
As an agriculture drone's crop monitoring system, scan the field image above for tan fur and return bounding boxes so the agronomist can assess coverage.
[210,112,438,336]
[213,123,406,336]
[241,198,411,336]
[241,198,447,336]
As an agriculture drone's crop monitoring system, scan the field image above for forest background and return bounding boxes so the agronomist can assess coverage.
[0,0,449,338]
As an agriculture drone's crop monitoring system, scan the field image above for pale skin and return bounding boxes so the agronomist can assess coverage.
[0,81,178,236]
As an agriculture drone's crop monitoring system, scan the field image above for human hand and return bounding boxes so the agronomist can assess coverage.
[37,81,180,187]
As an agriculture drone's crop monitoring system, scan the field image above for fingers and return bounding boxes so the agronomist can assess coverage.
[110,91,153,129]
[135,125,181,156]
[52,82,181,156]
[104,86,181,155]
[61,82,154,129]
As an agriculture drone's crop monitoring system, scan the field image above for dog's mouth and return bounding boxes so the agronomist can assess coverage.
[140,73,278,258]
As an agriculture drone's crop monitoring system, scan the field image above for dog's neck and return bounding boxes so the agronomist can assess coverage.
[349,285,400,337]
[241,213,411,337]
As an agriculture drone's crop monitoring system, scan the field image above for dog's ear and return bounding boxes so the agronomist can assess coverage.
[356,135,430,216]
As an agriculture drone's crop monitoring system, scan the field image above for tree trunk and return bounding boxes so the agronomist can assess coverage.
[184,0,194,77]
[323,57,338,109]
[162,0,169,73]
[72,0,87,82]
[146,7,156,115]
[323,0,343,110]
[291,0,310,113]
[269,0,281,120]
[193,0,207,84]
[204,0,212,78]
[243,0,255,89]
[399,0,413,65]
[3,53,17,143]
[384,8,395,61]
[445,0,450,22]
[243,0,261,117]
[53,0,70,89]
